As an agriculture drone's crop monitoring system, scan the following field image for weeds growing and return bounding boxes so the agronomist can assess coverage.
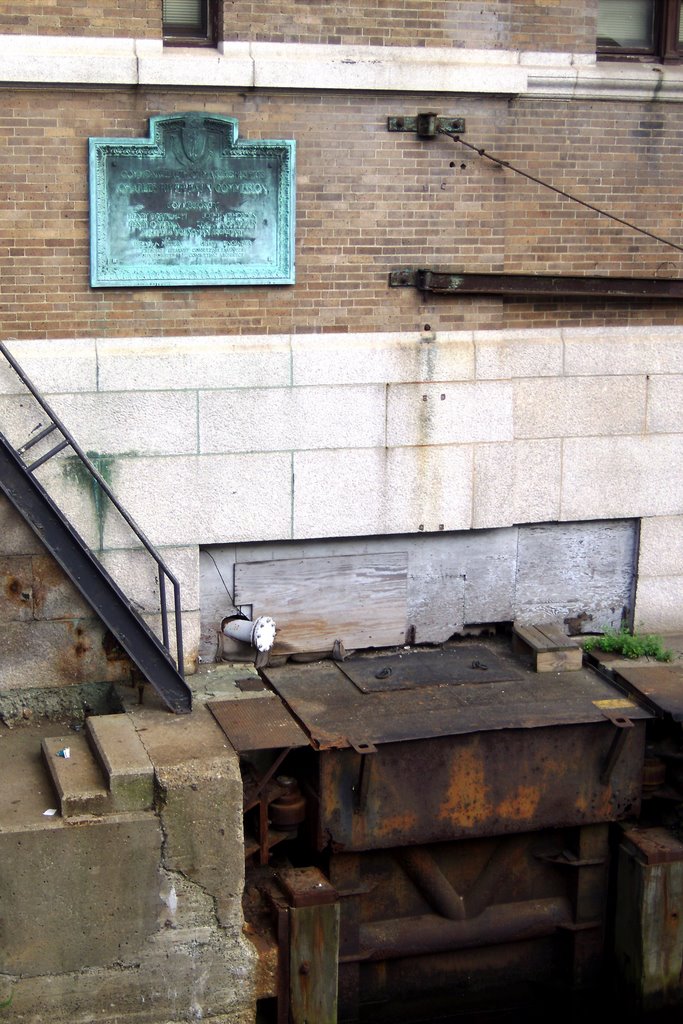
[582,627,674,662]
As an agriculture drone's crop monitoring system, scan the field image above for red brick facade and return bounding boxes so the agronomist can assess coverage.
[1,83,682,339]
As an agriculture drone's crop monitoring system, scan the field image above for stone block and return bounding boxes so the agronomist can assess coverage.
[474,328,563,379]
[638,516,683,576]
[48,390,198,456]
[0,338,97,395]
[473,439,561,529]
[139,609,200,676]
[291,331,474,386]
[87,714,154,812]
[100,545,200,615]
[251,41,527,92]
[561,436,683,521]
[96,335,291,392]
[0,494,44,555]
[563,325,683,377]
[139,44,254,87]
[646,376,683,434]
[31,553,93,620]
[0,555,33,622]
[199,384,385,453]
[0,618,131,693]
[514,376,646,439]
[634,575,683,634]
[292,445,473,538]
[0,393,53,451]
[31,455,104,550]
[101,452,293,548]
[387,381,512,447]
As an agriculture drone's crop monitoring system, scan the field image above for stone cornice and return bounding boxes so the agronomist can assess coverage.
[1,35,683,102]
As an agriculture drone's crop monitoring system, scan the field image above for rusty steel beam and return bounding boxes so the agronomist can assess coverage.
[354,898,573,961]
[389,269,683,300]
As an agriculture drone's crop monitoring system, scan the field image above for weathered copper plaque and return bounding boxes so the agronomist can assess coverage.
[89,113,295,287]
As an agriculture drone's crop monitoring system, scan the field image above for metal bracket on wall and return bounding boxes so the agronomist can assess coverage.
[387,114,465,138]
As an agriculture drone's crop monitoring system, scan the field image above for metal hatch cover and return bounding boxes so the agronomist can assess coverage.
[336,646,521,693]
[261,643,650,750]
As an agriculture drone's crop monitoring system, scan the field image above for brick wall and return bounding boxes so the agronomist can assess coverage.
[0,2,159,38]
[223,1,598,53]
[0,2,597,53]
[1,87,683,340]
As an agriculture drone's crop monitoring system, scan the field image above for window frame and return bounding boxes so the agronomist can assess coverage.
[597,0,682,63]
[162,0,218,47]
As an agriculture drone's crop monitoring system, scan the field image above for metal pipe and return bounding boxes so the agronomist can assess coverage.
[356,898,573,961]
[396,848,466,921]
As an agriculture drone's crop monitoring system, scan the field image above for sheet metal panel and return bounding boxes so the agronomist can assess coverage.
[263,648,649,749]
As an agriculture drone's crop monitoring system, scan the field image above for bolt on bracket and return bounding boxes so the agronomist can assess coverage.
[387,113,465,138]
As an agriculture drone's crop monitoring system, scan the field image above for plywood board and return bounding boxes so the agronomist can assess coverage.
[234,552,408,654]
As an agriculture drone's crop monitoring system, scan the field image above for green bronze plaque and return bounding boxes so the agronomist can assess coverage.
[89,113,295,287]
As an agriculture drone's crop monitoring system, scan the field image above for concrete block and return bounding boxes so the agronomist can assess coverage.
[638,516,683,576]
[473,439,561,529]
[48,390,198,456]
[563,325,683,377]
[42,732,110,817]
[387,381,512,447]
[561,436,683,521]
[292,331,474,386]
[293,445,473,538]
[0,338,97,395]
[101,453,293,547]
[0,813,162,976]
[96,335,291,391]
[647,376,683,433]
[0,555,33,622]
[634,575,683,634]
[514,376,646,439]
[87,714,154,811]
[474,328,563,379]
[199,384,386,453]
[100,545,200,614]
[132,704,246,928]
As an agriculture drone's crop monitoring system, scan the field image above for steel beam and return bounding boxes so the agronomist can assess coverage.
[389,269,683,299]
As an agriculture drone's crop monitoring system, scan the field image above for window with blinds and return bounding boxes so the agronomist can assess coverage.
[162,0,213,42]
[598,0,655,50]
[598,0,683,60]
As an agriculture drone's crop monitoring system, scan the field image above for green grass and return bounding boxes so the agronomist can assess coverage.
[582,627,674,662]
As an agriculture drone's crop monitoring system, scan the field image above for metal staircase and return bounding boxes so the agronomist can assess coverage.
[0,341,192,714]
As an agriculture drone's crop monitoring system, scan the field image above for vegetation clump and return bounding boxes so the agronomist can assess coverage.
[582,627,674,662]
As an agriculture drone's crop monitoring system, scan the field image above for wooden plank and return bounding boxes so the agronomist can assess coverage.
[235,553,407,654]
[536,648,583,673]
[290,902,340,1024]
[513,622,583,672]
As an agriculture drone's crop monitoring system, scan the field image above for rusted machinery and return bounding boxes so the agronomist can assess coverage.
[210,634,683,1023]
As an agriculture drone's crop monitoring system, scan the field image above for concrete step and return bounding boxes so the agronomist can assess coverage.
[42,733,110,817]
[86,714,154,811]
